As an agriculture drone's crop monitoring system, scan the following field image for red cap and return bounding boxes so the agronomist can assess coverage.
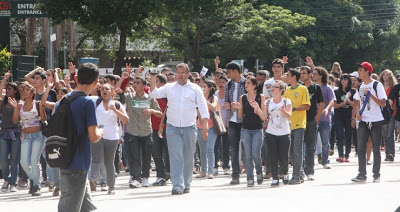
[359,62,373,73]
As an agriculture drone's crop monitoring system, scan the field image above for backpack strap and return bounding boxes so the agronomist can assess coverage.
[66,92,88,153]
[96,97,102,108]
[266,99,271,117]
[373,81,379,98]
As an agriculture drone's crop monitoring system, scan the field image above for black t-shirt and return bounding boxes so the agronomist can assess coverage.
[36,89,57,120]
[334,88,356,119]
[306,83,324,122]
[388,83,400,121]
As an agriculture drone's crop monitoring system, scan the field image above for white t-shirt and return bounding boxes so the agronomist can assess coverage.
[263,78,287,99]
[265,98,292,136]
[354,80,387,122]
[230,82,239,122]
[96,101,125,140]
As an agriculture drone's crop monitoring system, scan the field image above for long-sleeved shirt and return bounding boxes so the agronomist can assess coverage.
[149,81,210,128]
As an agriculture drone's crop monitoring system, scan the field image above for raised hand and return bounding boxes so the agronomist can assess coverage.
[121,71,130,80]
[282,56,289,64]
[125,63,132,74]
[305,56,314,67]
[8,97,18,108]
[47,76,54,87]
[68,62,76,74]
[3,70,11,81]
[64,75,70,85]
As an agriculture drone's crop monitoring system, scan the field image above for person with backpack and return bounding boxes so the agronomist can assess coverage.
[88,83,128,195]
[0,71,22,193]
[223,62,247,185]
[9,82,46,196]
[352,62,387,183]
[53,63,104,212]
[116,68,162,189]
[264,80,292,187]
[232,76,266,187]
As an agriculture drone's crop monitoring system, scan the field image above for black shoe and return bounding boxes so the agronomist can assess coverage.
[288,177,301,185]
[387,154,394,162]
[183,188,190,194]
[230,178,240,185]
[247,179,254,187]
[28,180,34,194]
[153,178,167,186]
[282,175,289,185]
[165,173,171,182]
[31,185,41,196]
[271,180,279,187]
[256,173,263,185]
[373,176,380,183]
[351,174,367,183]
[171,189,183,195]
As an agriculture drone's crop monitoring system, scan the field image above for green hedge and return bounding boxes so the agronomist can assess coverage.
[0,47,11,76]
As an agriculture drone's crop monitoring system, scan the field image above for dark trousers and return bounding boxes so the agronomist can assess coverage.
[125,133,153,181]
[357,121,384,178]
[114,143,122,174]
[266,133,290,180]
[228,121,242,179]
[353,127,358,154]
[152,130,170,178]
[335,115,353,158]
[303,120,318,175]
[214,132,230,169]
[330,118,336,151]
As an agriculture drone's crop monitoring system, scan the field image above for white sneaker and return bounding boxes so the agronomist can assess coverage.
[129,180,142,188]
[100,182,108,191]
[323,164,331,169]
[142,178,150,187]
[307,174,315,181]
[10,185,17,192]
[223,168,231,175]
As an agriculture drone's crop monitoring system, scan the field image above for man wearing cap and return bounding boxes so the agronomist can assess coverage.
[223,61,246,185]
[352,62,387,183]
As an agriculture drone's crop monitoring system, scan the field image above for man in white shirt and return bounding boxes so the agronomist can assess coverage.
[149,63,210,195]
[352,62,387,183]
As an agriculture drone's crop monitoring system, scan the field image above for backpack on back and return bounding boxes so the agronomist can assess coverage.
[45,92,87,168]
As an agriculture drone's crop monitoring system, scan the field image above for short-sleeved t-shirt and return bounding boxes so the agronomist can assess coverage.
[263,78,287,99]
[36,89,57,121]
[265,98,292,136]
[334,88,356,119]
[306,83,324,122]
[63,91,97,171]
[283,84,310,130]
[388,84,400,121]
[319,84,335,123]
[354,80,387,122]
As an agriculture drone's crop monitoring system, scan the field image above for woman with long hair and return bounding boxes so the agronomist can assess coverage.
[233,76,266,187]
[0,71,22,192]
[9,82,46,196]
[89,83,128,195]
[330,62,342,75]
[264,80,292,187]
[196,80,220,179]
[334,74,356,162]
[379,69,397,160]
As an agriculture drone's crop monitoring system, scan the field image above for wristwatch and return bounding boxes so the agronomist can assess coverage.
[292,107,296,111]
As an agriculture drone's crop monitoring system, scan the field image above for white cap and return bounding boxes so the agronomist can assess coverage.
[350,71,359,78]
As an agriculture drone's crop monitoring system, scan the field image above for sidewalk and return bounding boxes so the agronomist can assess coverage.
[0,149,399,212]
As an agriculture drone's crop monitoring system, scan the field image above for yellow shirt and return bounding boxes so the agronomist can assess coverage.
[283,84,310,130]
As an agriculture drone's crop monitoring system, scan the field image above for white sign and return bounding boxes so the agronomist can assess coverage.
[50,33,56,42]
[200,66,209,76]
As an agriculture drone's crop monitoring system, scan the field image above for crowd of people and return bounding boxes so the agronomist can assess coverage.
[0,56,399,211]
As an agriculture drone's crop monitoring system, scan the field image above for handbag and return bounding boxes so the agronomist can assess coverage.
[212,110,227,135]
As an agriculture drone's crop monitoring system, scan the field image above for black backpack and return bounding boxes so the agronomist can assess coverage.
[45,92,87,168]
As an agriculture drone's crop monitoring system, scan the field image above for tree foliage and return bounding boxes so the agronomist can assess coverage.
[0,47,11,76]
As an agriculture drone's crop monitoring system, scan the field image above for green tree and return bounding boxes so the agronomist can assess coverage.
[38,0,156,75]
[0,47,11,76]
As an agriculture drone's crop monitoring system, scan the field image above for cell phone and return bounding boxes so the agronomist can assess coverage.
[98,125,105,129]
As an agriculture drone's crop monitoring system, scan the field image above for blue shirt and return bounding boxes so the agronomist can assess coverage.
[60,91,97,170]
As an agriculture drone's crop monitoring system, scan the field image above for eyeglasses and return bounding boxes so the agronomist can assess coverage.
[176,72,188,76]
[340,78,348,80]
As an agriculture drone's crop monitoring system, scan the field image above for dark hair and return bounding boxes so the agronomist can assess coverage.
[272,58,284,67]
[135,77,147,86]
[204,80,216,103]
[104,74,117,83]
[226,62,241,73]
[156,74,167,84]
[168,72,176,77]
[331,71,340,79]
[300,66,312,74]
[22,82,36,100]
[218,75,228,82]
[246,76,262,95]
[288,68,300,82]
[98,76,106,83]
[329,75,335,83]
[314,66,328,85]
[4,82,21,105]
[33,70,46,80]
[77,63,99,85]
[161,67,171,73]
[57,87,68,95]
[188,74,194,82]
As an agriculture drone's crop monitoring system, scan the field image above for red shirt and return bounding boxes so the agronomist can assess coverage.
[151,98,167,130]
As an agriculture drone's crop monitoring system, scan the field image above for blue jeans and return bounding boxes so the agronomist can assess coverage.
[228,121,242,179]
[241,128,263,180]
[290,128,305,179]
[198,128,217,174]
[166,124,197,192]
[20,131,45,186]
[0,132,21,186]
[318,122,331,165]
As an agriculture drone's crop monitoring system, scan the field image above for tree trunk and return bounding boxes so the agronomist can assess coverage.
[192,27,202,73]
[26,18,36,55]
[113,27,128,76]
[41,18,49,69]
[67,21,77,61]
